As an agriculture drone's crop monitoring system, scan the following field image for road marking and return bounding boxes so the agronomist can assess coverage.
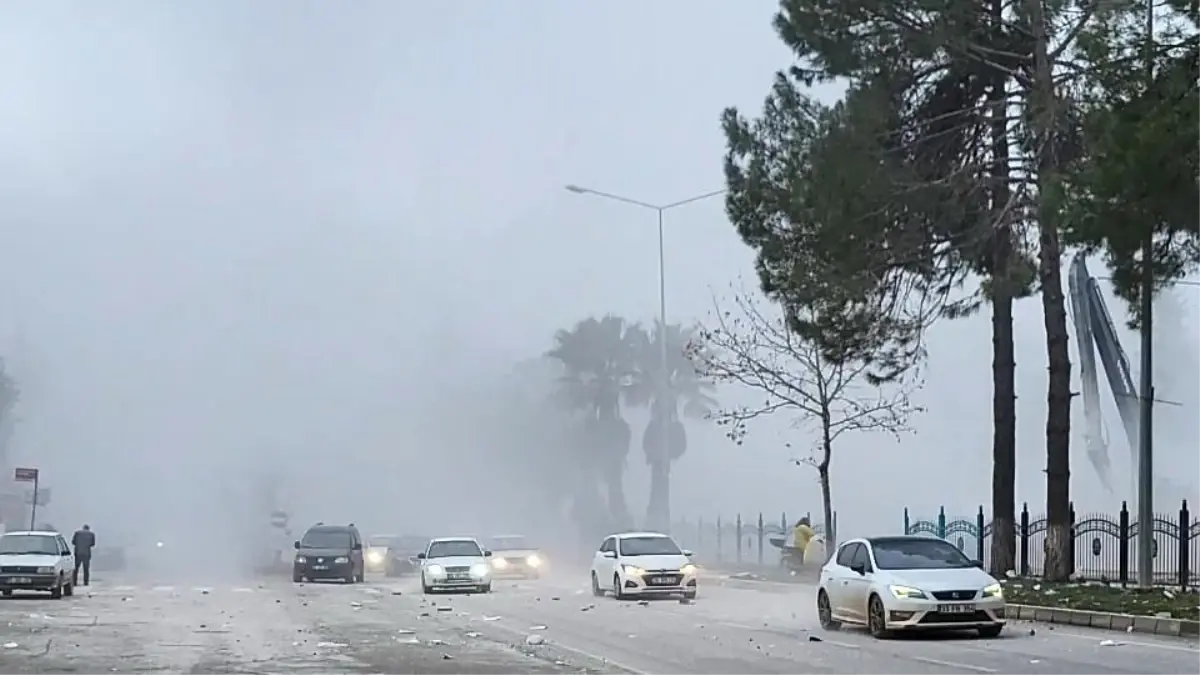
[1047,629,1200,653]
[910,655,997,673]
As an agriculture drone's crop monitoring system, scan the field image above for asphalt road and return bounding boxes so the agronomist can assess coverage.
[0,570,1195,673]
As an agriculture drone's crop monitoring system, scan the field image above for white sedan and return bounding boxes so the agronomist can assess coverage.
[818,536,1005,638]
[590,531,697,600]
[0,530,76,599]
[417,537,493,594]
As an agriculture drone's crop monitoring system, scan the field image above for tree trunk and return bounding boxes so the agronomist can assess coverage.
[818,421,836,562]
[645,458,670,532]
[987,11,1018,576]
[1028,0,1073,582]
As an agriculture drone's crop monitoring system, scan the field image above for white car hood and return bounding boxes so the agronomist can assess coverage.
[0,554,60,567]
[886,567,996,591]
[622,554,690,571]
[425,556,485,568]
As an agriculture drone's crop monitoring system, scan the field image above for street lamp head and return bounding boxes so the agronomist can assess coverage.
[564,184,588,194]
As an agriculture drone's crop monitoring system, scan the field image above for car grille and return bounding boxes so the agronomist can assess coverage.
[445,566,470,574]
[931,590,978,601]
[919,610,993,624]
[0,566,38,574]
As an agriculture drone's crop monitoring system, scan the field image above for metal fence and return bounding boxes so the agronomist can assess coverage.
[672,512,835,567]
[904,500,1198,588]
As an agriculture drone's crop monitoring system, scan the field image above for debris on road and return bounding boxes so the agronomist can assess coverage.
[465,631,481,638]
[637,600,650,607]
[442,653,453,660]
[530,624,547,630]
[3,642,18,650]
[349,601,362,608]
[316,641,347,649]
[807,635,822,642]
[525,634,546,646]
[436,606,453,613]
[396,629,415,635]
[482,615,501,621]
[1099,639,1122,647]
[580,604,595,612]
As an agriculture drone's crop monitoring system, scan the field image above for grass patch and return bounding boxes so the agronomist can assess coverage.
[1000,578,1199,621]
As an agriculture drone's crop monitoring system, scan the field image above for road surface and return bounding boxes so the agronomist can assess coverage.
[0,570,1195,673]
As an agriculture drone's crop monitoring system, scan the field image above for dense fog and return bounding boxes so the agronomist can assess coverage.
[0,1,1194,578]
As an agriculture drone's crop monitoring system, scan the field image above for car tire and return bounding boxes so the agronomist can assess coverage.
[1,589,11,597]
[611,573,626,600]
[50,576,63,600]
[683,589,697,601]
[480,583,492,593]
[590,572,604,597]
[817,589,840,630]
[421,576,433,595]
[867,594,890,639]
[293,573,304,583]
[63,581,74,597]
[977,624,1003,638]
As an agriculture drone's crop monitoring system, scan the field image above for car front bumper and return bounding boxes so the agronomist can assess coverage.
[0,573,59,591]
[620,571,698,595]
[884,595,1006,630]
[294,561,353,579]
[490,558,543,578]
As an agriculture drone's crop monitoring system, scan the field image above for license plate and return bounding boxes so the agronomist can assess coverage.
[9,577,30,584]
[312,565,328,570]
[649,576,676,585]
[938,603,976,614]
[448,573,469,580]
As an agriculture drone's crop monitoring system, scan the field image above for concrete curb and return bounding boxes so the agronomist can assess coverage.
[1009,603,1200,637]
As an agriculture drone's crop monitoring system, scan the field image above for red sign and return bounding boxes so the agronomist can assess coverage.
[13,467,38,482]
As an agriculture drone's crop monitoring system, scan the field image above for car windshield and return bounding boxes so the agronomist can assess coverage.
[872,538,974,570]
[426,540,483,558]
[0,534,59,555]
[490,536,531,550]
[619,536,681,556]
[300,529,351,549]
[368,536,394,547]
[394,537,427,551]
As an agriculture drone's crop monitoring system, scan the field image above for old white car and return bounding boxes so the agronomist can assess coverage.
[0,530,75,599]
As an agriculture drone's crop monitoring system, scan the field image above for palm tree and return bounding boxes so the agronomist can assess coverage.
[546,315,639,530]
[628,322,716,532]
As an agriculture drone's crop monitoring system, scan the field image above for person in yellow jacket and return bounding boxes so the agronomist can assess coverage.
[792,517,816,564]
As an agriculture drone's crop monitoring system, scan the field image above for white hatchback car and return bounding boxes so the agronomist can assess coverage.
[818,536,1005,638]
[591,531,697,600]
[417,537,493,594]
[0,530,76,599]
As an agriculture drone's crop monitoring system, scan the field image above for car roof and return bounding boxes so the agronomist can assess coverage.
[430,536,479,543]
[2,530,60,537]
[612,531,670,539]
[306,524,354,532]
[865,535,948,546]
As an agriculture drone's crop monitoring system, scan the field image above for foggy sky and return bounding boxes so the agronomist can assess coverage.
[0,2,1195,559]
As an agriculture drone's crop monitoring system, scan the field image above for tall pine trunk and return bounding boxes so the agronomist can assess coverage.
[987,0,1018,576]
[1028,0,1073,581]
[646,459,670,532]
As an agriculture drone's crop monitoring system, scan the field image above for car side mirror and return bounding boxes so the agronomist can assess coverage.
[352,543,363,551]
[850,562,867,576]
[416,552,426,559]
[293,541,301,550]
[682,550,693,557]
[602,551,617,559]
[484,550,493,557]
[61,550,71,557]
[970,559,984,569]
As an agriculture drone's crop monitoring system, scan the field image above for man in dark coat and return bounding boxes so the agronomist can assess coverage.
[71,524,96,586]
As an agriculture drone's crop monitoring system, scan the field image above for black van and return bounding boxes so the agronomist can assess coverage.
[292,523,365,583]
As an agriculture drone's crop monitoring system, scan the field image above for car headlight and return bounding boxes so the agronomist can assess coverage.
[982,583,1003,598]
[889,585,928,599]
[37,566,54,574]
[367,551,384,563]
[470,563,490,577]
[426,564,445,576]
[622,565,645,576]
[492,557,508,569]
[526,554,542,567]
[680,563,697,575]
[334,556,348,564]
[295,556,307,564]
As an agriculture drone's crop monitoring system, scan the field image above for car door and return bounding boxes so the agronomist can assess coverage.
[593,537,616,580]
[826,543,857,617]
[843,542,877,621]
[55,536,73,575]
[350,529,364,574]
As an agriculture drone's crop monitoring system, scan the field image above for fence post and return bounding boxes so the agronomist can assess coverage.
[756,513,765,566]
[781,512,788,536]
[1068,502,1076,576]
[904,507,910,534]
[735,514,743,565]
[1019,503,1030,577]
[976,506,986,565]
[1178,500,1190,590]
[1118,502,1130,585]
[937,506,947,539]
[716,516,723,564]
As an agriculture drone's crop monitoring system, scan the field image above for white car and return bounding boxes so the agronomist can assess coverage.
[417,537,493,594]
[818,536,1005,638]
[590,531,697,600]
[0,530,76,599]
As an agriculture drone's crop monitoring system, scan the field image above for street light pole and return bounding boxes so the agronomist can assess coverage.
[564,184,725,529]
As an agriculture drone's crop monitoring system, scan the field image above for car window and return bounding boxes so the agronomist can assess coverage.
[617,536,681,556]
[835,543,858,567]
[426,540,483,558]
[851,544,874,572]
[871,538,973,570]
[300,528,352,549]
[57,537,70,554]
[0,534,59,555]
[599,538,614,553]
[491,536,530,550]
